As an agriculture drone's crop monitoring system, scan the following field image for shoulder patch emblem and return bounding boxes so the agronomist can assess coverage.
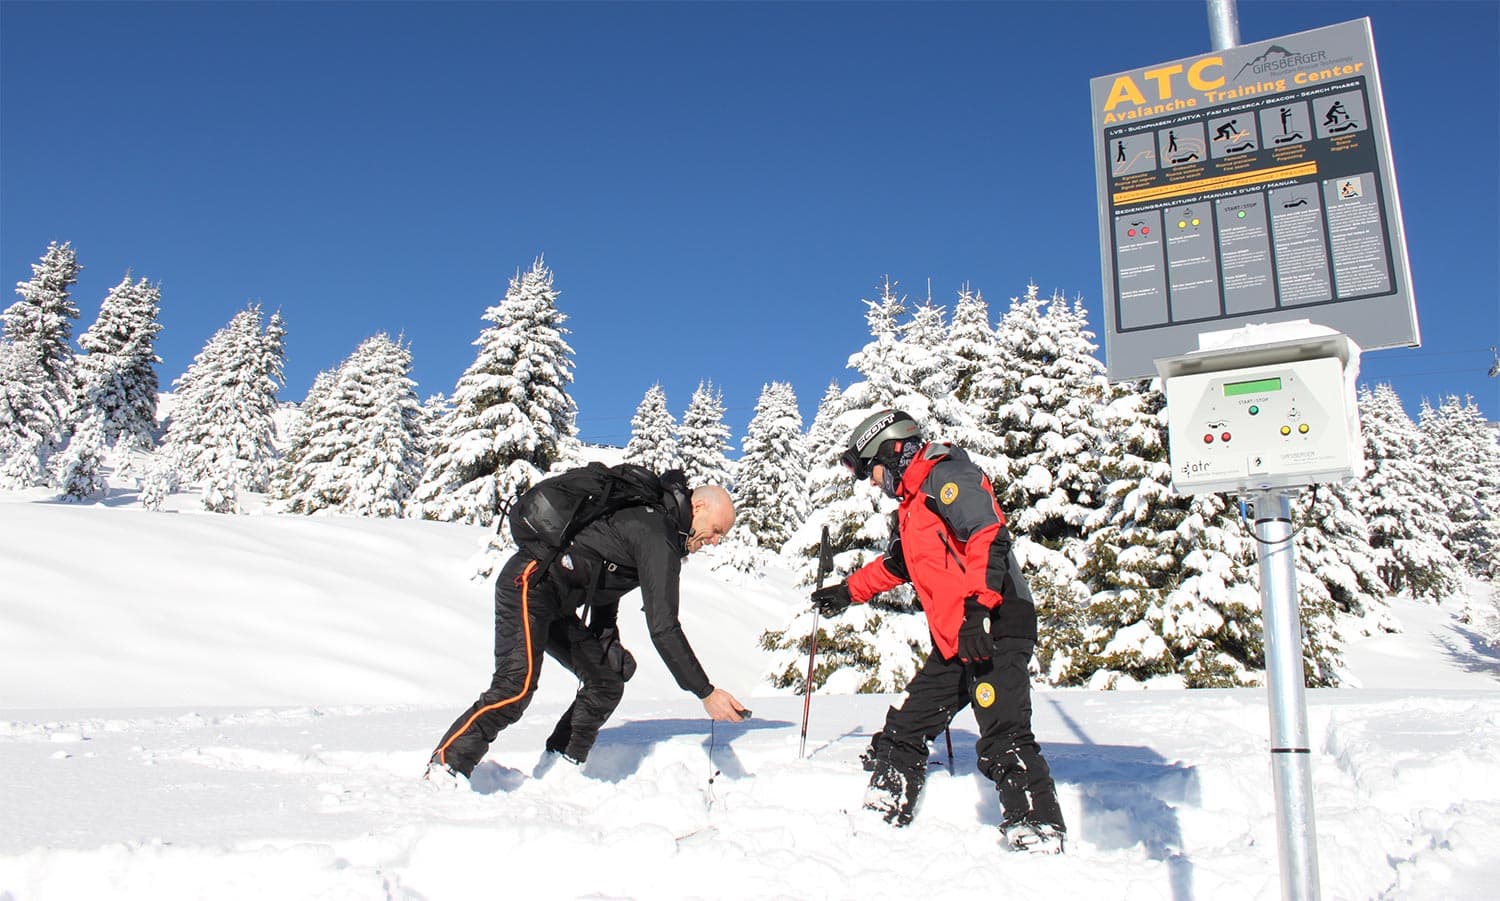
[974,681,996,708]
[939,482,960,504]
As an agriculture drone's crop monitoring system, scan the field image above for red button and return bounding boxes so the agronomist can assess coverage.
[1221,432,1232,442]
[1203,434,1214,444]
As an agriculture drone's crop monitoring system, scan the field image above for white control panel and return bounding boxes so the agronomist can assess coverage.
[1158,334,1363,495]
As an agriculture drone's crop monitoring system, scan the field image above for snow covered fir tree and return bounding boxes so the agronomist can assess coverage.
[1,241,82,490]
[142,305,285,513]
[3,239,1495,694]
[1353,383,1466,601]
[271,334,425,518]
[623,383,682,474]
[730,381,808,556]
[53,274,165,498]
[409,256,578,528]
[677,380,734,491]
[1420,394,1500,578]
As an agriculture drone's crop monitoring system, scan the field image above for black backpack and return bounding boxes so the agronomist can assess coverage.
[505,462,676,567]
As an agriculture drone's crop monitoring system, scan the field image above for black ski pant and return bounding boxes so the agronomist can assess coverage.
[869,636,1064,828]
[432,554,627,777]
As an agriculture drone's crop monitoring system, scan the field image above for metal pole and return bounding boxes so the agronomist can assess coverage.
[798,606,820,759]
[1205,0,1241,51]
[799,526,833,759]
[1250,488,1322,901]
[1206,4,1322,895]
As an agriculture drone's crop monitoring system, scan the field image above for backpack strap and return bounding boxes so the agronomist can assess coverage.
[658,469,692,552]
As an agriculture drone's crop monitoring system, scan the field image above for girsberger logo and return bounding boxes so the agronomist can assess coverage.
[1235,44,1329,80]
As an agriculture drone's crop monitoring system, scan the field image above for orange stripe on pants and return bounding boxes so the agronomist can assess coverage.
[435,559,538,768]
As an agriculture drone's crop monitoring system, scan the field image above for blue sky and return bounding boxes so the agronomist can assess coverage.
[3,1,1496,447]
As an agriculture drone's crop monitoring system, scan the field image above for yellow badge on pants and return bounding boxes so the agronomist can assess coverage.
[974,681,996,708]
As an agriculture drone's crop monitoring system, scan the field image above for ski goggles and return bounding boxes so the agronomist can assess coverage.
[840,448,873,480]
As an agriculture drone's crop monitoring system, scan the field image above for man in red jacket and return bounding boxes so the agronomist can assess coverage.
[812,409,1066,853]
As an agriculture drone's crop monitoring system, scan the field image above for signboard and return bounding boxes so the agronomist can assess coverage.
[1091,18,1418,380]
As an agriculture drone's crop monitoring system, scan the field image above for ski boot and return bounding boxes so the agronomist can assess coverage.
[863,758,923,826]
[1001,817,1066,855]
[424,755,469,790]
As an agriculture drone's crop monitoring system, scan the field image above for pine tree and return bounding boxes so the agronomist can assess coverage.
[270,369,338,509]
[52,275,166,498]
[1071,381,1191,686]
[410,256,577,525]
[829,280,915,584]
[974,283,1047,489]
[986,287,1109,549]
[49,400,109,500]
[0,340,53,488]
[784,380,851,585]
[678,380,733,490]
[1157,492,1266,687]
[1292,481,1388,621]
[75,274,163,452]
[1421,394,1500,578]
[844,277,922,420]
[761,601,933,694]
[336,334,424,517]
[273,335,424,517]
[1352,384,1463,599]
[149,305,285,513]
[899,294,958,425]
[417,392,449,458]
[948,284,993,404]
[734,382,808,554]
[804,380,847,484]
[623,383,681,474]
[0,241,82,488]
[945,286,1004,465]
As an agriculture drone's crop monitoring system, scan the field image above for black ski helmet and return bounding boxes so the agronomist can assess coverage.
[841,409,922,480]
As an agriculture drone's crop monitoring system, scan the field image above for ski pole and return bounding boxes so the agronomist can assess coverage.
[799,525,834,759]
[944,727,954,773]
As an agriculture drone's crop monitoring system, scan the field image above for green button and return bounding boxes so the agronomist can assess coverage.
[1249,405,1259,415]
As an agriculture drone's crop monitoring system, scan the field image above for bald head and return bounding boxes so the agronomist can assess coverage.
[687,485,735,553]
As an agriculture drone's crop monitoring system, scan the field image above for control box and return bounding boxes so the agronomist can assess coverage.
[1157,334,1363,495]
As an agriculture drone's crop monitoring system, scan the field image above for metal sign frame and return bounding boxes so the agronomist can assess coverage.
[1091,18,1418,381]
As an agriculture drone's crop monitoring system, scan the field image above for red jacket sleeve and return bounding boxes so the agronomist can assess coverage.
[847,555,906,604]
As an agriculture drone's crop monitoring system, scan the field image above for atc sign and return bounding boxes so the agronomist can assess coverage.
[1090,18,1418,381]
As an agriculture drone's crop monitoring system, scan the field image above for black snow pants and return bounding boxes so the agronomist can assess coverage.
[868,636,1064,828]
[432,554,629,777]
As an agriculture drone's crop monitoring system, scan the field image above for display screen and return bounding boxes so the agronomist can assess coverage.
[1223,376,1282,397]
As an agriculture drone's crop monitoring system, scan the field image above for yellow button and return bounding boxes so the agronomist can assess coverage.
[1280,425,1292,436]
[1298,423,1309,434]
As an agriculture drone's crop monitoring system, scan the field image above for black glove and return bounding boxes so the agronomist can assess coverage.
[957,596,992,663]
[811,581,852,617]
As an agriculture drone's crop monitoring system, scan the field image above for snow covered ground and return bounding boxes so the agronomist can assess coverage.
[2,492,1498,900]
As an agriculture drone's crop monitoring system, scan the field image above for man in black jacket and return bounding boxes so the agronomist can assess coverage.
[429,473,749,781]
